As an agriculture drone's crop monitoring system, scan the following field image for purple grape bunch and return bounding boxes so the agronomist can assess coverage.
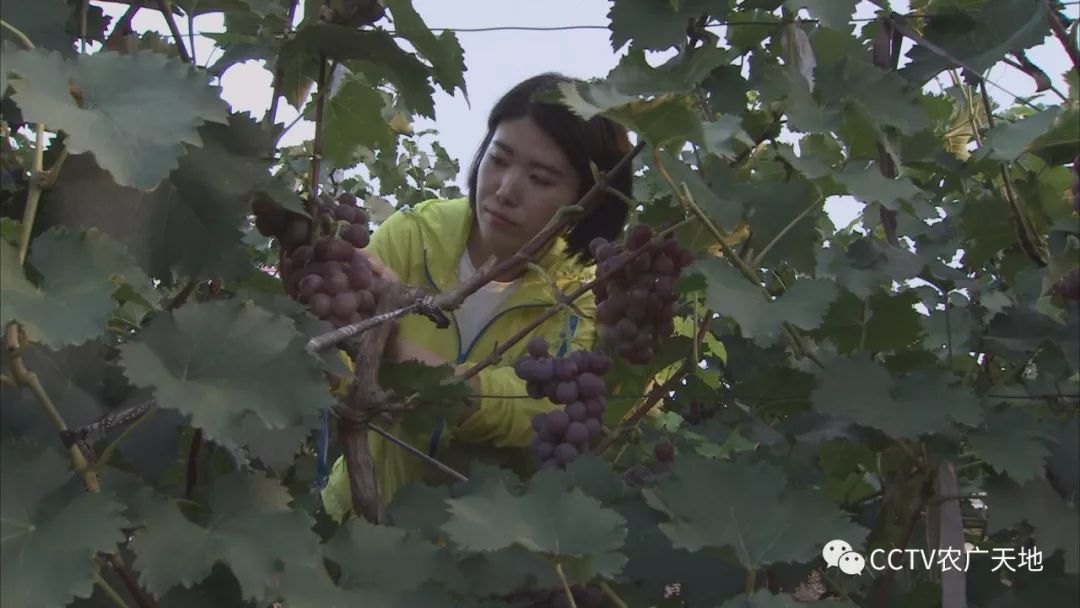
[515,337,612,469]
[590,224,695,365]
[251,191,380,327]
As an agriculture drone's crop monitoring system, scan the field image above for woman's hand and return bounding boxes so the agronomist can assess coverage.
[357,249,399,283]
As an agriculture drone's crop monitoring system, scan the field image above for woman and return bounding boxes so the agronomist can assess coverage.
[321,72,634,520]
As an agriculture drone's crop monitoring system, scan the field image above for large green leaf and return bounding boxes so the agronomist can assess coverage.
[117,299,334,450]
[1,441,127,608]
[41,115,271,281]
[320,72,395,168]
[652,150,743,232]
[606,46,729,96]
[700,259,838,345]
[552,81,703,149]
[741,178,823,271]
[324,519,456,594]
[811,357,982,438]
[976,107,1063,161]
[0,0,76,57]
[129,471,321,601]
[281,24,435,117]
[608,0,726,51]
[834,163,926,210]
[901,0,1050,85]
[987,475,1080,574]
[5,48,228,190]
[642,456,867,568]
[969,407,1053,483]
[383,0,466,97]
[0,229,124,348]
[440,476,626,560]
[783,0,858,30]
[818,289,926,353]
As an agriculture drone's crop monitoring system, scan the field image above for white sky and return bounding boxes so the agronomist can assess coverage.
[102,0,1077,227]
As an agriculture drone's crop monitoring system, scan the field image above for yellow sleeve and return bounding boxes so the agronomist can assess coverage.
[367,206,420,279]
[452,312,596,447]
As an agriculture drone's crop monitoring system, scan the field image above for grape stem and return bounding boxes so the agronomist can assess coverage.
[598,581,630,608]
[1044,0,1080,72]
[4,324,100,492]
[369,423,468,483]
[553,562,579,608]
[309,52,330,200]
[154,1,192,64]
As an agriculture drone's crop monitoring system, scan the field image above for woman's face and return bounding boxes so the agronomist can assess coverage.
[473,116,580,260]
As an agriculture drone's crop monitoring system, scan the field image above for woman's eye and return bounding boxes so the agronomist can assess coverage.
[489,154,508,167]
[530,175,554,187]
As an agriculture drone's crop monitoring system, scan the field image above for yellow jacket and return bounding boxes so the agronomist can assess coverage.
[321,197,597,519]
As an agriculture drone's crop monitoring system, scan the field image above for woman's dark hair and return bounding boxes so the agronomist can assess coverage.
[466,72,633,264]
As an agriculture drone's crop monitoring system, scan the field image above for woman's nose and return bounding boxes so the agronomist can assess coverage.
[496,168,522,205]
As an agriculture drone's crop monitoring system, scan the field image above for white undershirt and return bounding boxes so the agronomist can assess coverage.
[455,250,520,349]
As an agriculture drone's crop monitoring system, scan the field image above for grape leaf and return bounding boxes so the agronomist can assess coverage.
[783,0,858,31]
[129,471,321,601]
[815,58,930,135]
[642,456,868,567]
[976,107,1063,161]
[834,163,926,210]
[811,358,982,438]
[282,24,435,117]
[455,545,559,596]
[608,0,725,51]
[653,150,743,232]
[6,48,228,190]
[40,152,249,282]
[0,0,76,56]
[969,407,1053,483]
[900,0,1050,85]
[618,497,746,608]
[816,238,925,299]
[1,229,122,348]
[741,178,823,271]
[606,45,729,95]
[320,72,394,167]
[552,81,703,149]
[1,441,127,608]
[987,475,1080,574]
[383,0,466,97]
[818,289,926,354]
[324,519,456,593]
[700,259,838,345]
[440,476,626,559]
[118,299,334,450]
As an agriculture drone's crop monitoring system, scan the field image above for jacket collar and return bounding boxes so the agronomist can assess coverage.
[416,198,587,304]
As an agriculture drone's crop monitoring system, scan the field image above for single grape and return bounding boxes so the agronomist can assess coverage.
[331,292,359,318]
[553,443,578,466]
[528,336,549,358]
[577,372,604,399]
[297,275,323,301]
[585,417,603,438]
[654,439,675,462]
[309,293,332,317]
[626,224,653,249]
[554,381,579,404]
[531,412,546,433]
[324,272,350,295]
[565,422,588,444]
[566,401,587,422]
[355,290,375,313]
[546,410,570,434]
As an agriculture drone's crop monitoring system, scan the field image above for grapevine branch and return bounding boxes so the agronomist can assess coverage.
[264,0,301,132]
[4,325,100,491]
[1044,0,1080,72]
[594,307,714,456]
[977,80,1048,267]
[154,1,192,64]
[310,54,330,199]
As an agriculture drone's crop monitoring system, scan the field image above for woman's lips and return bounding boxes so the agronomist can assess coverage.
[485,207,516,228]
